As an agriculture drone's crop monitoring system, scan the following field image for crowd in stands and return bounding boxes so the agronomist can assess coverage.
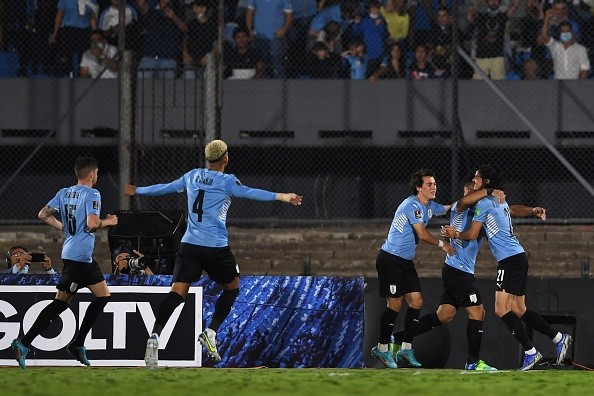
[0,0,592,80]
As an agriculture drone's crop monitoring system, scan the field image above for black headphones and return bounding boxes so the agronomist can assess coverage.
[6,246,28,269]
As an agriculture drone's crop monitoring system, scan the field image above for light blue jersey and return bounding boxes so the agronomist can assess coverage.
[47,185,102,263]
[136,169,277,248]
[381,195,447,260]
[473,196,524,262]
[445,202,482,274]
[248,0,293,39]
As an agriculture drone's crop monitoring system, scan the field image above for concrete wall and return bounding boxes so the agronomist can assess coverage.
[1,79,594,147]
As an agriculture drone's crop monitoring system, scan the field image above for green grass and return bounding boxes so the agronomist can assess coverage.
[2,367,593,396]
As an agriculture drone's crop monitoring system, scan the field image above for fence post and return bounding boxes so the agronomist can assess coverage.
[119,51,134,210]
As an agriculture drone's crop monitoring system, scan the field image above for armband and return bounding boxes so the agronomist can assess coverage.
[438,240,444,248]
[487,189,494,196]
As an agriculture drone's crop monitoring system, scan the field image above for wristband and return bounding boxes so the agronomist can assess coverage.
[487,188,494,195]
[438,240,444,248]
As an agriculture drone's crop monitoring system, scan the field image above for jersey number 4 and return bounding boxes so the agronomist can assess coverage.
[192,189,205,222]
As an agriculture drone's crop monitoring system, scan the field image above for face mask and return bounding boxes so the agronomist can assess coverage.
[97,42,105,50]
[487,6,499,14]
[196,13,204,20]
[369,13,380,19]
[560,32,572,43]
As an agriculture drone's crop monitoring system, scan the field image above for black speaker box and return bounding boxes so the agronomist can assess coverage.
[108,210,186,257]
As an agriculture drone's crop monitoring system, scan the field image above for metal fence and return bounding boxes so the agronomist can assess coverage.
[1,0,594,224]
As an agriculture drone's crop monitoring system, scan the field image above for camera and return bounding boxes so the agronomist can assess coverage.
[30,252,45,262]
[127,256,147,272]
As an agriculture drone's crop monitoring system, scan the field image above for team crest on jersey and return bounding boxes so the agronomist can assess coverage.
[428,209,433,218]
[390,284,397,295]
[414,210,422,219]
[469,293,477,304]
[92,201,99,210]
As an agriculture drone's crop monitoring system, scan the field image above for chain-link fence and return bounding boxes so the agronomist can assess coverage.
[1,0,594,224]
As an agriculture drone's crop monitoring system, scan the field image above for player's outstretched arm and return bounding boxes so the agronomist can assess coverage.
[275,193,303,206]
[510,205,546,221]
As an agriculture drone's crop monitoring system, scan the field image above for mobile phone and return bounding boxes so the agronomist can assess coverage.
[30,252,45,262]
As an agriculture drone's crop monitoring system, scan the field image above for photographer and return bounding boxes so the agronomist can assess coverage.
[111,246,153,275]
[5,246,57,275]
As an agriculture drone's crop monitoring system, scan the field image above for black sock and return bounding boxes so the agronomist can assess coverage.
[21,299,70,347]
[210,289,239,332]
[152,292,185,335]
[501,311,533,351]
[416,312,442,337]
[467,319,483,363]
[380,308,399,344]
[403,308,421,343]
[520,309,557,339]
[73,296,110,345]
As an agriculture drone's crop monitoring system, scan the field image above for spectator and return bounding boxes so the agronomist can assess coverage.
[137,0,188,79]
[507,58,542,80]
[342,39,368,79]
[429,7,453,59]
[6,0,56,77]
[223,26,266,79]
[183,0,217,79]
[520,0,550,78]
[409,0,433,48]
[246,0,294,78]
[548,0,581,41]
[80,30,118,78]
[468,0,521,80]
[409,43,434,79]
[111,246,154,275]
[431,53,451,78]
[287,0,322,77]
[98,0,138,47]
[49,0,99,77]
[538,12,591,79]
[381,0,411,50]
[370,40,406,79]
[316,21,344,54]
[5,246,57,275]
[126,0,150,54]
[305,41,342,78]
[352,0,390,76]
[309,0,359,42]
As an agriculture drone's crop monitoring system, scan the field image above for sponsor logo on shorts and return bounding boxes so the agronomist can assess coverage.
[469,293,477,303]
[390,284,397,295]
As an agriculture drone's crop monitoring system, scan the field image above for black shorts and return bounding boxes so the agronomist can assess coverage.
[173,242,239,285]
[496,252,529,296]
[376,249,421,298]
[439,264,483,309]
[57,259,105,295]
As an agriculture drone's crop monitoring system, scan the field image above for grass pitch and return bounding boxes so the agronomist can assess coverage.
[1,367,592,396]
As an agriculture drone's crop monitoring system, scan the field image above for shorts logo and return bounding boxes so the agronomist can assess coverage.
[389,284,397,295]
[70,282,78,293]
[414,210,421,219]
[469,293,477,304]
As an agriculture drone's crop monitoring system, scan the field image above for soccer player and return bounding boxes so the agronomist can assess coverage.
[441,164,572,371]
[372,169,455,369]
[11,157,118,369]
[125,139,303,369]
[395,180,506,370]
